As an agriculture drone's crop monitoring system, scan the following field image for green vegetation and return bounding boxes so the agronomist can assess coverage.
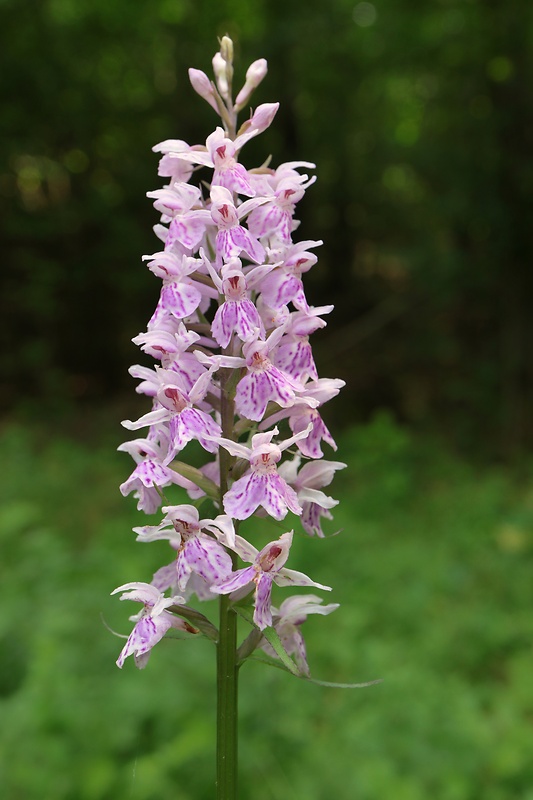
[1,414,532,799]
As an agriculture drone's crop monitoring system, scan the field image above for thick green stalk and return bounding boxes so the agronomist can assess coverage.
[216,588,238,798]
[216,367,238,799]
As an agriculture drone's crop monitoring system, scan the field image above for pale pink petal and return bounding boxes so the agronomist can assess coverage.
[275,568,331,591]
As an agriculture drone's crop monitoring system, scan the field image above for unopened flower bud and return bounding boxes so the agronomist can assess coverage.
[235,103,280,148]
[234,59,268,109]
[220,36,234,65]
[249,102,279,133]
[188,68,220,112]
[212,51,230,100]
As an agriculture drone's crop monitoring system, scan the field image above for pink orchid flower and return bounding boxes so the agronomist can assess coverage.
[212,531,331,630]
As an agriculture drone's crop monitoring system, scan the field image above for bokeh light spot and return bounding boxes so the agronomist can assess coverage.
[486,56,514,83]
[353,2,377,27]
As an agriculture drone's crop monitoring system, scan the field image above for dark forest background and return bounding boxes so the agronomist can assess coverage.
[1,0,532,456]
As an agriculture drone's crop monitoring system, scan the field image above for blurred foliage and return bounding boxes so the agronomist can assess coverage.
[1,416,533,798]
[1,0,533,454]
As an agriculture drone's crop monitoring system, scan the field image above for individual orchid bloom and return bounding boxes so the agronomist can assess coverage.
[247,168,316,244]
[134,505,235,591]
[169,128,256,197]
[260,594,339,674]
[235,332,313,422]
[272,305,333,383]
[121,367,221,462]
[203,256,270,347]
[148,183,212,252]
[259,240,322,312]
[142,251,216,321]
[152,138,195,184]
[169,102,279,173]
[117,438,195,514]
[128,335,206,394]
[211,531,332,630]
[208,128,256,197]
[278,456,346,537]
[129,324,206,390]
[196,327,317,422]
[209,186,266,264]
[261,378,345,458]
[207,425,313,520]
[112,582,190,669]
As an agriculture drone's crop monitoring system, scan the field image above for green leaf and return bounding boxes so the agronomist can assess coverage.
[245,653,382,688]
[236,626,264,663]
[168,604,219,642]
[234,605,301,676]
[302,677,383,689]
[169,461,219,500]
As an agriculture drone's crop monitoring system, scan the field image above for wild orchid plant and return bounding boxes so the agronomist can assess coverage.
[113,37,357,798]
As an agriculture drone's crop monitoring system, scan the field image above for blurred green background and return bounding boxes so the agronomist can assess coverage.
[1,0,533,798]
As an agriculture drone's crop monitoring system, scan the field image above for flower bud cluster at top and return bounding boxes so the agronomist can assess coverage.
[113,38,344,671]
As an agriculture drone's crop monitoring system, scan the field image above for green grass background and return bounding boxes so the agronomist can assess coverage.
[1,413,532,799]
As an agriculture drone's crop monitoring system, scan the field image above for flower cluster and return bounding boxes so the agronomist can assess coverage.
[114,38,344,673]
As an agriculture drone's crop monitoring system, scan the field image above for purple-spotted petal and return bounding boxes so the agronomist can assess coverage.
[167,408,221,461]
[235,367,301,422]
[301,500,333,538]
[212,565,256,595]
[116,613,172,669]
[151,562,179,592]
[274,339,317,382]
[263,474,302,519]
[254,573,274,630]
[160,281,203,319]
[211,299,263,348]
[290,410,337,458]
[165,214,210,251]
[179,536,232,590]
[223,472,267,520]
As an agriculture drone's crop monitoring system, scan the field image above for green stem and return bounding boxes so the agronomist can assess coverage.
[216,363,238,799]
[216,589,238,798]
